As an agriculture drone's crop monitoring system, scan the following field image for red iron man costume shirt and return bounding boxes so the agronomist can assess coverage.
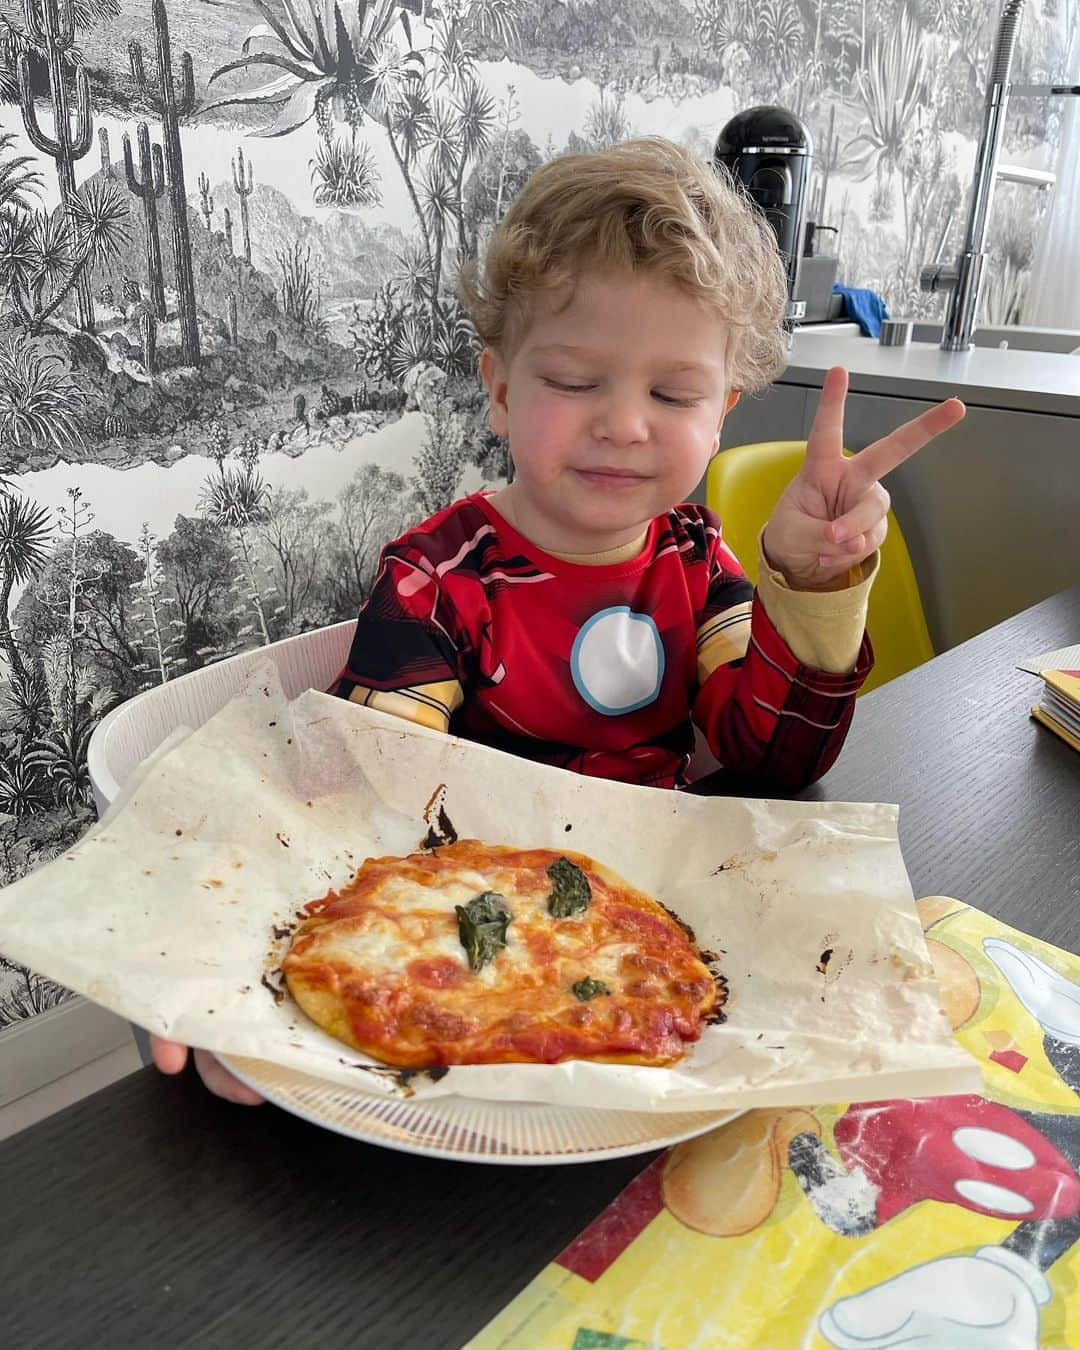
[332,492,872,789]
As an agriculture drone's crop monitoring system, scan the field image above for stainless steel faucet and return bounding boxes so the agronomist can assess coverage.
[920,0,1080,352]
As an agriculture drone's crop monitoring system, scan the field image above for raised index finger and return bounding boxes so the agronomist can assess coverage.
[849,398,966,489]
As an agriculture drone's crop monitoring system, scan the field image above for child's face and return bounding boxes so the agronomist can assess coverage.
[480,270,739,553]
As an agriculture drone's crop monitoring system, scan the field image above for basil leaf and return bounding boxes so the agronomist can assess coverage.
[455,890,512,971]
[547,856,591,918]
[572,976,611,1002]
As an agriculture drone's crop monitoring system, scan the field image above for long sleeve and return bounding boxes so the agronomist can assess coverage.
[330,543,466,733]
[692,536,874,792]
[756,530,878,674]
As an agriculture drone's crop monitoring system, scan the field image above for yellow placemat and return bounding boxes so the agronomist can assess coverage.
[471,898,1080,1350]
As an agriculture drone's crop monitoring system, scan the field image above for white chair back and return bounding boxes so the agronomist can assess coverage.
[87,621,355,815]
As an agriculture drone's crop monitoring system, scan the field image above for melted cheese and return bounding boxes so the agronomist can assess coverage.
[283,841,719,1069]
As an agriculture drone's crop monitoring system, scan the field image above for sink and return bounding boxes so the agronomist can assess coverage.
[799,320,1079,354]
[911,323,1080,354]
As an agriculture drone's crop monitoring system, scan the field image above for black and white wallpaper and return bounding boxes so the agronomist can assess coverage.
[0,0,1075,1026]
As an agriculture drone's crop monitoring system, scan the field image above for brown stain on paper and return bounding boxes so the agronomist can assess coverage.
[816,932,854,987]
[421,783,458,850]
[710,849,778,878]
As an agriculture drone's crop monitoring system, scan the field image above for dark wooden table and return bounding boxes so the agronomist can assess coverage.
[3,588,1078,1350]
[805,584,1080,951]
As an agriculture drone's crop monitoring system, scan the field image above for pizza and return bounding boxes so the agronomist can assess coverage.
[282,840,722,1069]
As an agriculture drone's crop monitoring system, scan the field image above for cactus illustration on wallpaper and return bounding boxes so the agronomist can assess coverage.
[98,127,112,177]
[123,123,167,321]
[16,0,95,332]
[197,172,214,233]
[139,307,157,374]
[223,205,233,255]
[128,0,200,365]
[232,146,253,264]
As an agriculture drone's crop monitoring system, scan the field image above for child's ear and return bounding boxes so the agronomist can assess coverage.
[479,347,510,439]
[710,390,742,458]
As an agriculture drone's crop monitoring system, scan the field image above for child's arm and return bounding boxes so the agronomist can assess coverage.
[753,535,877,674]
[693,557,873,791]
[693,366,964,790]
[329,539,470,730]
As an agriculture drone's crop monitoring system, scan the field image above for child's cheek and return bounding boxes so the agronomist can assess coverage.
[514,396,582,473]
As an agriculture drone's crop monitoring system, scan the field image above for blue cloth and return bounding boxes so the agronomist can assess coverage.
[832,284,890,339]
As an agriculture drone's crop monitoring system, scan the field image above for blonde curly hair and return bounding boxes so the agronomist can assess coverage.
[458,136,788,394]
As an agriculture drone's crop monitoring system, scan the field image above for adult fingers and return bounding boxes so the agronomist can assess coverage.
[150,1034,189,1075]
[847,398,965,491]
[194,1049,265,1106]
[803,367,850,469]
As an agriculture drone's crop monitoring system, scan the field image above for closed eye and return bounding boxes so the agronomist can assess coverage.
[542,378,596,393]
[542,378,702,405]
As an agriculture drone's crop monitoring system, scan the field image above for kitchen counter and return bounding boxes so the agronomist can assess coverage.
[787,328,1080,417]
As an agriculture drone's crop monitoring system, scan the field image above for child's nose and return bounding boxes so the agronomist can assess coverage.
[592,396,649,447]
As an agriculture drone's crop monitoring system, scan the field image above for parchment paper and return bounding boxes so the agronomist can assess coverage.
[0,662,982,1111]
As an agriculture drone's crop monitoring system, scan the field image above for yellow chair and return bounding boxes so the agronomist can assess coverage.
[705,440,934,694]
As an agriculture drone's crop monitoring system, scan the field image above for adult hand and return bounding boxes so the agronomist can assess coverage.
[761,366,965,590]
[150,1034,265,1106]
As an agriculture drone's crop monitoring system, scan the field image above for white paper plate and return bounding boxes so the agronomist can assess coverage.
[222,1054,739,1165]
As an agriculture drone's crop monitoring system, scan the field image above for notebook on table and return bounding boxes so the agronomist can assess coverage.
[1031,668,1080,753]
[1019,646,1080,754]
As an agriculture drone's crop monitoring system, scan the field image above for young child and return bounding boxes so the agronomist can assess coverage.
[153,136,964,1101]
[329,136,963,789]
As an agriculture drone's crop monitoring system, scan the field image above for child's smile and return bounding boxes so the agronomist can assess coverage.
[573,466,655,490]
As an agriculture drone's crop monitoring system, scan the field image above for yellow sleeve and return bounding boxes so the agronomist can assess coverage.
[347,679,463,734]
[755,530,879,674]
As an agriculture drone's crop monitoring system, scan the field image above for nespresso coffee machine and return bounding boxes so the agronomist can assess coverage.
[714,106,814,327]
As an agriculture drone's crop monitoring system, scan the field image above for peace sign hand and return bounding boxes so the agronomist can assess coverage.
[760,367,966,590]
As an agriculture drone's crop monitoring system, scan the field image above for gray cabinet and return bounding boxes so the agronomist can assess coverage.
[843,395,1079,650]
[0,999,134,1111]
[722,382,814,448]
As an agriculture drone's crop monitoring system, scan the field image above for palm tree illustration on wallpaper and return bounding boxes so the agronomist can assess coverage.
[0,442,420,975]
[1,4,510,925]
[200,430,274,647]
[200,0,516,393]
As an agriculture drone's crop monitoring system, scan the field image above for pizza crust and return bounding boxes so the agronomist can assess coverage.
[283,840,721,1069]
